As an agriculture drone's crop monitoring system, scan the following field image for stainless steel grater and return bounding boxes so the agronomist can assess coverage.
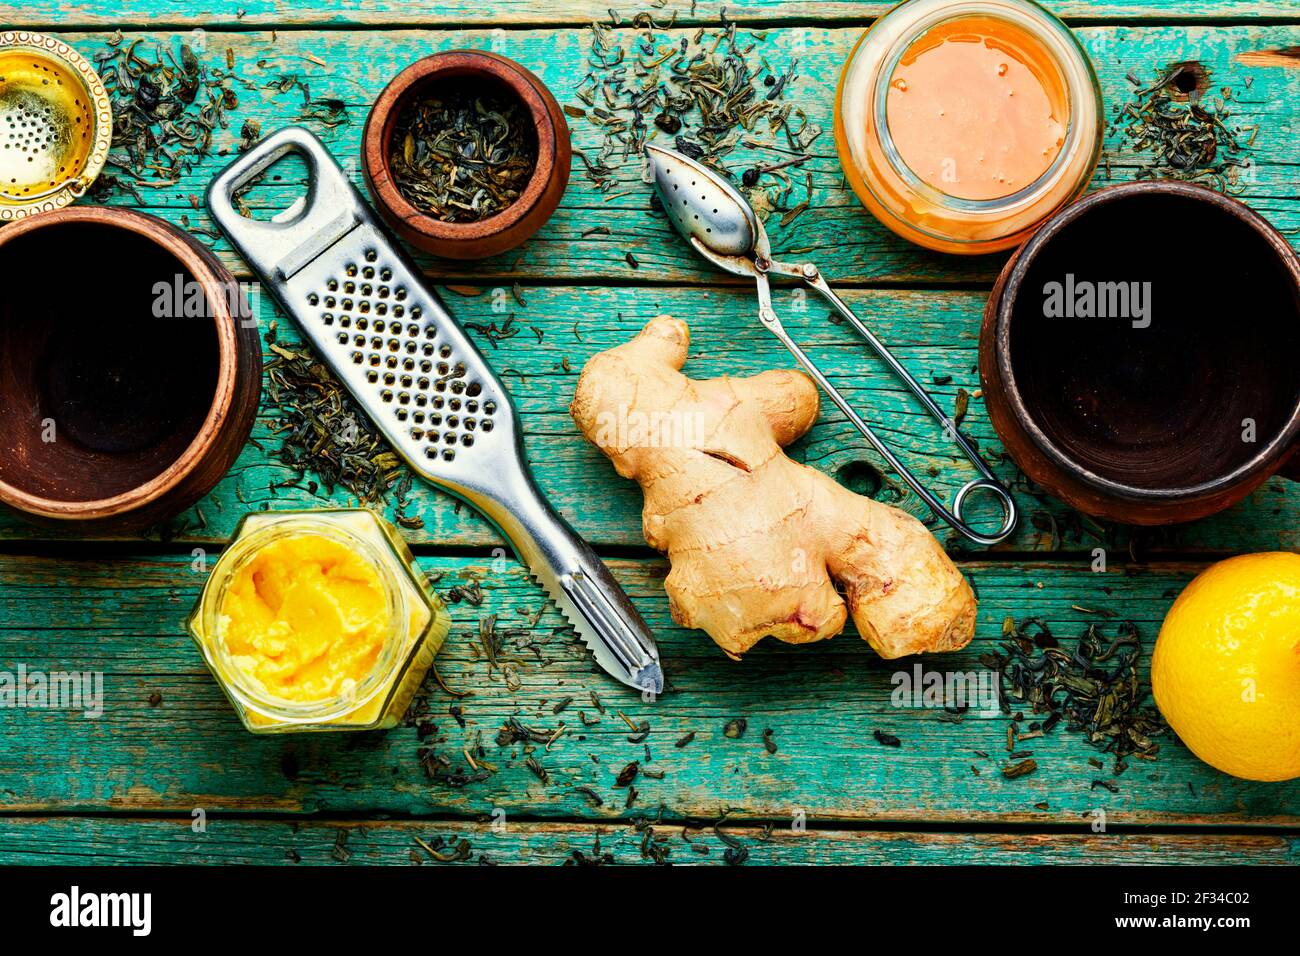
[207,126,662,694]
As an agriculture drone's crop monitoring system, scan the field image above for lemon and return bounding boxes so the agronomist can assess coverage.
[1152,552,1300,782]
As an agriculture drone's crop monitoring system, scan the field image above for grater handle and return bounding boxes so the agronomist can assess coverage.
[206,126,367,283]
[476,469,664,696]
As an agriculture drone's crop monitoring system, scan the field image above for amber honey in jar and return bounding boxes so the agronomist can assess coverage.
[187,509,450,733]
[835,0,1102,253]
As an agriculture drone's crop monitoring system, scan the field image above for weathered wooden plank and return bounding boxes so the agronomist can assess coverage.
[4,286,1297,553]
[1,551,1296,824]
[6,0,1299,30]
[20,25,1300,285]
[0,816,1293,865]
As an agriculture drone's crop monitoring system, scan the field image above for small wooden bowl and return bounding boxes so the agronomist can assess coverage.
[0,206,262,531]
[362,50,571,260]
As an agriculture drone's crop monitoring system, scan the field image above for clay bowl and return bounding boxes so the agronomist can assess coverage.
[0,206,262,531]
[980,180,1300,525]
[362,50,571,260]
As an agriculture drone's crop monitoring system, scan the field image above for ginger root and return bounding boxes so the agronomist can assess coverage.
[569,316,976,659]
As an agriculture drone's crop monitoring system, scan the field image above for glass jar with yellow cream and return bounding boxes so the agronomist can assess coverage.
[188,509,451,733]
[835,0,1102,253]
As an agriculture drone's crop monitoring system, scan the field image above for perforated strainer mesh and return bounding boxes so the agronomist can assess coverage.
[0,33,111,218]
[298,244,500,468]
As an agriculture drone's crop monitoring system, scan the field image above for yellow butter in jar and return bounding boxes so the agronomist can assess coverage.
[188,510,450,733]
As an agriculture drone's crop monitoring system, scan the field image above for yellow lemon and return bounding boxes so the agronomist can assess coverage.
[1152,552,1300,782]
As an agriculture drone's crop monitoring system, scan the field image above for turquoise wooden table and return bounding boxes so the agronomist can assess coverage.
[1,0,1298,866]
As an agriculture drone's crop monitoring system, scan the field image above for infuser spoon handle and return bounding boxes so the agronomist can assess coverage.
[753,266,1018,547]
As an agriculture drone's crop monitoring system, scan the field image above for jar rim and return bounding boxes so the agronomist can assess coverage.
[198,516,411,723]
[872,0,1079,213]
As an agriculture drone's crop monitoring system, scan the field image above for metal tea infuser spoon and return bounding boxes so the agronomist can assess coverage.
[646,144,1018,546]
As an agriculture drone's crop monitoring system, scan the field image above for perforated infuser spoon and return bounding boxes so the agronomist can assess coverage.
[208,127,663,694]
[645,144,1018,546]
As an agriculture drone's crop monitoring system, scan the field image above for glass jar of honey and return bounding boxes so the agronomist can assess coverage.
[187,509,451,733]
[835,0,1102,253]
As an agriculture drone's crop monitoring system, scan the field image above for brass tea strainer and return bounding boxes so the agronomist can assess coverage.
[0,31,112,221]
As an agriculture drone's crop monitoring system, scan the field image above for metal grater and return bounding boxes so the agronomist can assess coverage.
[207,126,662,694]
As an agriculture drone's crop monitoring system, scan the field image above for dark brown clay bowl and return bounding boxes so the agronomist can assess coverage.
[981,181,1300,525]
[0,206,262,531]
[362,50,571,260]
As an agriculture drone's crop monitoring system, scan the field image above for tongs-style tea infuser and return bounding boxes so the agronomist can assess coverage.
[645,145,1018,546]
[208,127,662,694]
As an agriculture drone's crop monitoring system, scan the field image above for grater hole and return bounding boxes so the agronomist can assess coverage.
[481,420,494,432]
[442,449,455,461]
[466,382,482,397]
[462,434,474,447]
